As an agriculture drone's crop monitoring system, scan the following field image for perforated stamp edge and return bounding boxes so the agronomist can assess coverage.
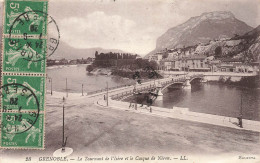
[0,0,48,150]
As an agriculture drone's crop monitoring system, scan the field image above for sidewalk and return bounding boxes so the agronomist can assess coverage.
[97,98,260,133]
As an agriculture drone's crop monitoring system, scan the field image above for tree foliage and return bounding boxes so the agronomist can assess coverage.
[214,46,222,58]
[86,65,94,73]
[93,51,158,71]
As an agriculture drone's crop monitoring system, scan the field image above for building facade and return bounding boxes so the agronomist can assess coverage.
[149,52,163,64]
[160,55,211,71]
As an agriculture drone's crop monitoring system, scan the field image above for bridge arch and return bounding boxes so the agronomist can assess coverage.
[160,74,204,92]
[189,77,204,83]
[161,82,184,92]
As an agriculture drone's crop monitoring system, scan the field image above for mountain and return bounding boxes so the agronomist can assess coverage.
[49,40,129,60]
[147,11,253,56]
[244,25,260,59]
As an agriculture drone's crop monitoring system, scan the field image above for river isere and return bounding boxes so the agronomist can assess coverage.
[47,64,260,121]
[153,82,260,121]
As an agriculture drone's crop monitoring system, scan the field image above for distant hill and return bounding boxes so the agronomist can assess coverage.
[49,40,129,60]
[147,11,253,57]
[0,27,129,60]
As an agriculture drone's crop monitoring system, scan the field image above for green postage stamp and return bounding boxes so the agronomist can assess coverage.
[1,0,48,149]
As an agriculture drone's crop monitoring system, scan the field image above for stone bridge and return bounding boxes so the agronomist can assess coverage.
[109,74,204,101]
[160,74,204,92]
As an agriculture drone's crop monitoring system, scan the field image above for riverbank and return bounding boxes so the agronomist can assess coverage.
[47,64,90,70]
[162,71,258,77]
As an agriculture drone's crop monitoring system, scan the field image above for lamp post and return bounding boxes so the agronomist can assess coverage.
[66,78,68,98]
[106,82,108,106]
[82,84,84,96]
[239,93,243,128]
[53,104,73,157]
[47,77,52,95]
[62,105,66,152]
[134,83,137,110]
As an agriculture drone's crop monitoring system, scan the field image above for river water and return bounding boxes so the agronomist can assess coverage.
[47,65,260,121]
[46,64,135,93]
[154,83,260,121]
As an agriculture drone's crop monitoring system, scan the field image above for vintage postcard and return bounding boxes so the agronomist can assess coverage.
[0,0,259,162]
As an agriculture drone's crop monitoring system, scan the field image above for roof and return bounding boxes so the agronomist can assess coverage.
[251,62,260,65]
[189,68,210,70]
[219,58,242,63]
[210,60,221,63]
[220,65,236,68]
[181,55,207,60]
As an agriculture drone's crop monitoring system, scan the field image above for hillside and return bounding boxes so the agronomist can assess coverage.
[147,11,253,57]
[192,25,260,61]
[155,25,260,62]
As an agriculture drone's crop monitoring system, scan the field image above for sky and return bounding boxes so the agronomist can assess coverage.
[0,0,259,56]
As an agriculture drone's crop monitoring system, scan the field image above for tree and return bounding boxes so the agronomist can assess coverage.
[162,52,169,59]
[86,65,94,73]
[214,46,222,58]
[95,51,99,58]
[148,61,158,70]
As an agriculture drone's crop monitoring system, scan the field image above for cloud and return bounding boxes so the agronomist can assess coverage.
[59,10,161,55]
[60,11,139,51]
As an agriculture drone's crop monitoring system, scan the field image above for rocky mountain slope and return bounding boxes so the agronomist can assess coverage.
[147,11,253,56]
[191,25,260,62]
[151,25,260,62]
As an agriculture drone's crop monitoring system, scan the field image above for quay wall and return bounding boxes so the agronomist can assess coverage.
[163,71,257,82]
[204,75,242,82]
[108,98,260,132]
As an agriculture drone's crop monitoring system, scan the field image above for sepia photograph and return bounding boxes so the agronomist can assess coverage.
[0,0,259,162]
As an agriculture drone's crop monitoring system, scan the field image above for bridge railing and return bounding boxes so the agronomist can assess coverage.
[111,84,158,100]
[87,84,133,95]
[189,74,204,78]
[92,75,202,98]
[109,75,204,100]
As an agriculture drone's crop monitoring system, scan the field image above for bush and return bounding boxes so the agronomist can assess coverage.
[86,65,94,73]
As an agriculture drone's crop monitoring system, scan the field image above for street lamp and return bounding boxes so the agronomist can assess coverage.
[134,83,137,110]
[66,78,68,98]
[47,77,53,95]
[53,104,73,157]
[106,82,108,106]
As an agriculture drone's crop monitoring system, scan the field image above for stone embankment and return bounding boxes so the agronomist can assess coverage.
[97,98,260,133]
